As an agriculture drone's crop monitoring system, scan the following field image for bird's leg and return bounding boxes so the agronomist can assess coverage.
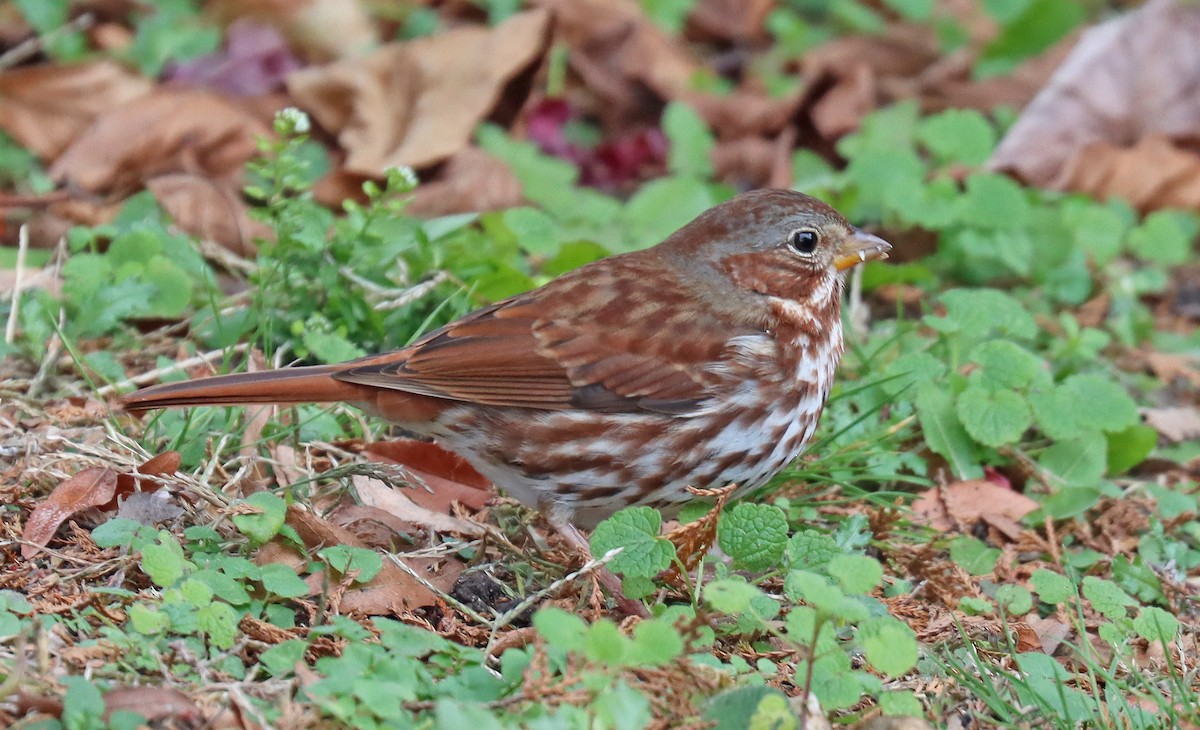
[548,515,651,619]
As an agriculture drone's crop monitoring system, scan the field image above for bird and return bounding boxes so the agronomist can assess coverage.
[124,189,890,542]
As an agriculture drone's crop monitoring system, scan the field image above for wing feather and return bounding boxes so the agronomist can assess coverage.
[333,262,760,414]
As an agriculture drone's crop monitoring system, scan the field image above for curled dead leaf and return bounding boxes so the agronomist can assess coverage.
[23,467,117,559]
[109,450,182,509]
[404,148,523,217]
[1053,136,1200,212]
[102,686,200,724]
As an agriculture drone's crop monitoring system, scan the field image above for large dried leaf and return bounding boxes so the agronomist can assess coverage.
[23,467,117,559]
[101,686,200,724]
[109,450,182,509]
[287,9,550,174]
[0,61,152,161]
[687,0,773,43]
[989,0,1200,209]
[1054,135,1200,212]
[49,89,272,196]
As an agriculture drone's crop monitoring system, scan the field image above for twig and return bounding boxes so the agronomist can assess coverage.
[3,224,29,344]
[385,552,491,625]
[483,547,623,657]
[95,343,250,396]
[0,13,96,71]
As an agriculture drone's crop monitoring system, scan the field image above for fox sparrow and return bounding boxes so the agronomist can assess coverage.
[124,189,890,531]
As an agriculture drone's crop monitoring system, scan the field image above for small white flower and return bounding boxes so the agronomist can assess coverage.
[277,107,311,134]
[390,166,419,190]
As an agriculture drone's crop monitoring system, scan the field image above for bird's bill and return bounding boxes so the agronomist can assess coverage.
[834,228,892,271]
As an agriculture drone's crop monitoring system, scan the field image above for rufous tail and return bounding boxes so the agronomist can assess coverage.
[122,366,366,410]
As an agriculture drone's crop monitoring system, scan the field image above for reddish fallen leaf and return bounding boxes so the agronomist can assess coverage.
[364,438,492,514]
[13,686,202,724]
[687,0,773,43]
[108,450,182,509]
[23,467,117,559]
[1012,622,1042,652]
[911,479,1038,540]
[168,20,301,96]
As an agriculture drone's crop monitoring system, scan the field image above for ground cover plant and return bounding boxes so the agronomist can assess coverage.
[1,0,1199,728]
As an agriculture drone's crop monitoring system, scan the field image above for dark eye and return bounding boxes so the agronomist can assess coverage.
[787,228,820,255]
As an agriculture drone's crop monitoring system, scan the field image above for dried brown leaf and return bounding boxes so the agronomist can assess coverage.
[911,479,1038,538]
[1143,407,1200,443]
[351,475,485,537]
[147,173,271,257]
[404,148,523,217]
[109,450,181,508]
[1053,136,1200,212]
[1027,615,1072,655]
[49,89,272,196]
[1145,352,1200,388]
[23,467,117,558]
[989,0,1200,209]
[686,0,773,43]
[549,0,698,117]
[287,9,550,174]
[0,61,152,161]
[282,504,450,612]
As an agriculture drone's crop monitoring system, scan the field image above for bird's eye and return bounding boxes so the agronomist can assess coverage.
[786,228,820,256]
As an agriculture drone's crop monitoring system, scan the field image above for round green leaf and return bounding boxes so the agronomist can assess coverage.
[956,385,1032,447]
[589,507,674,578]
[717,503,788,571]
